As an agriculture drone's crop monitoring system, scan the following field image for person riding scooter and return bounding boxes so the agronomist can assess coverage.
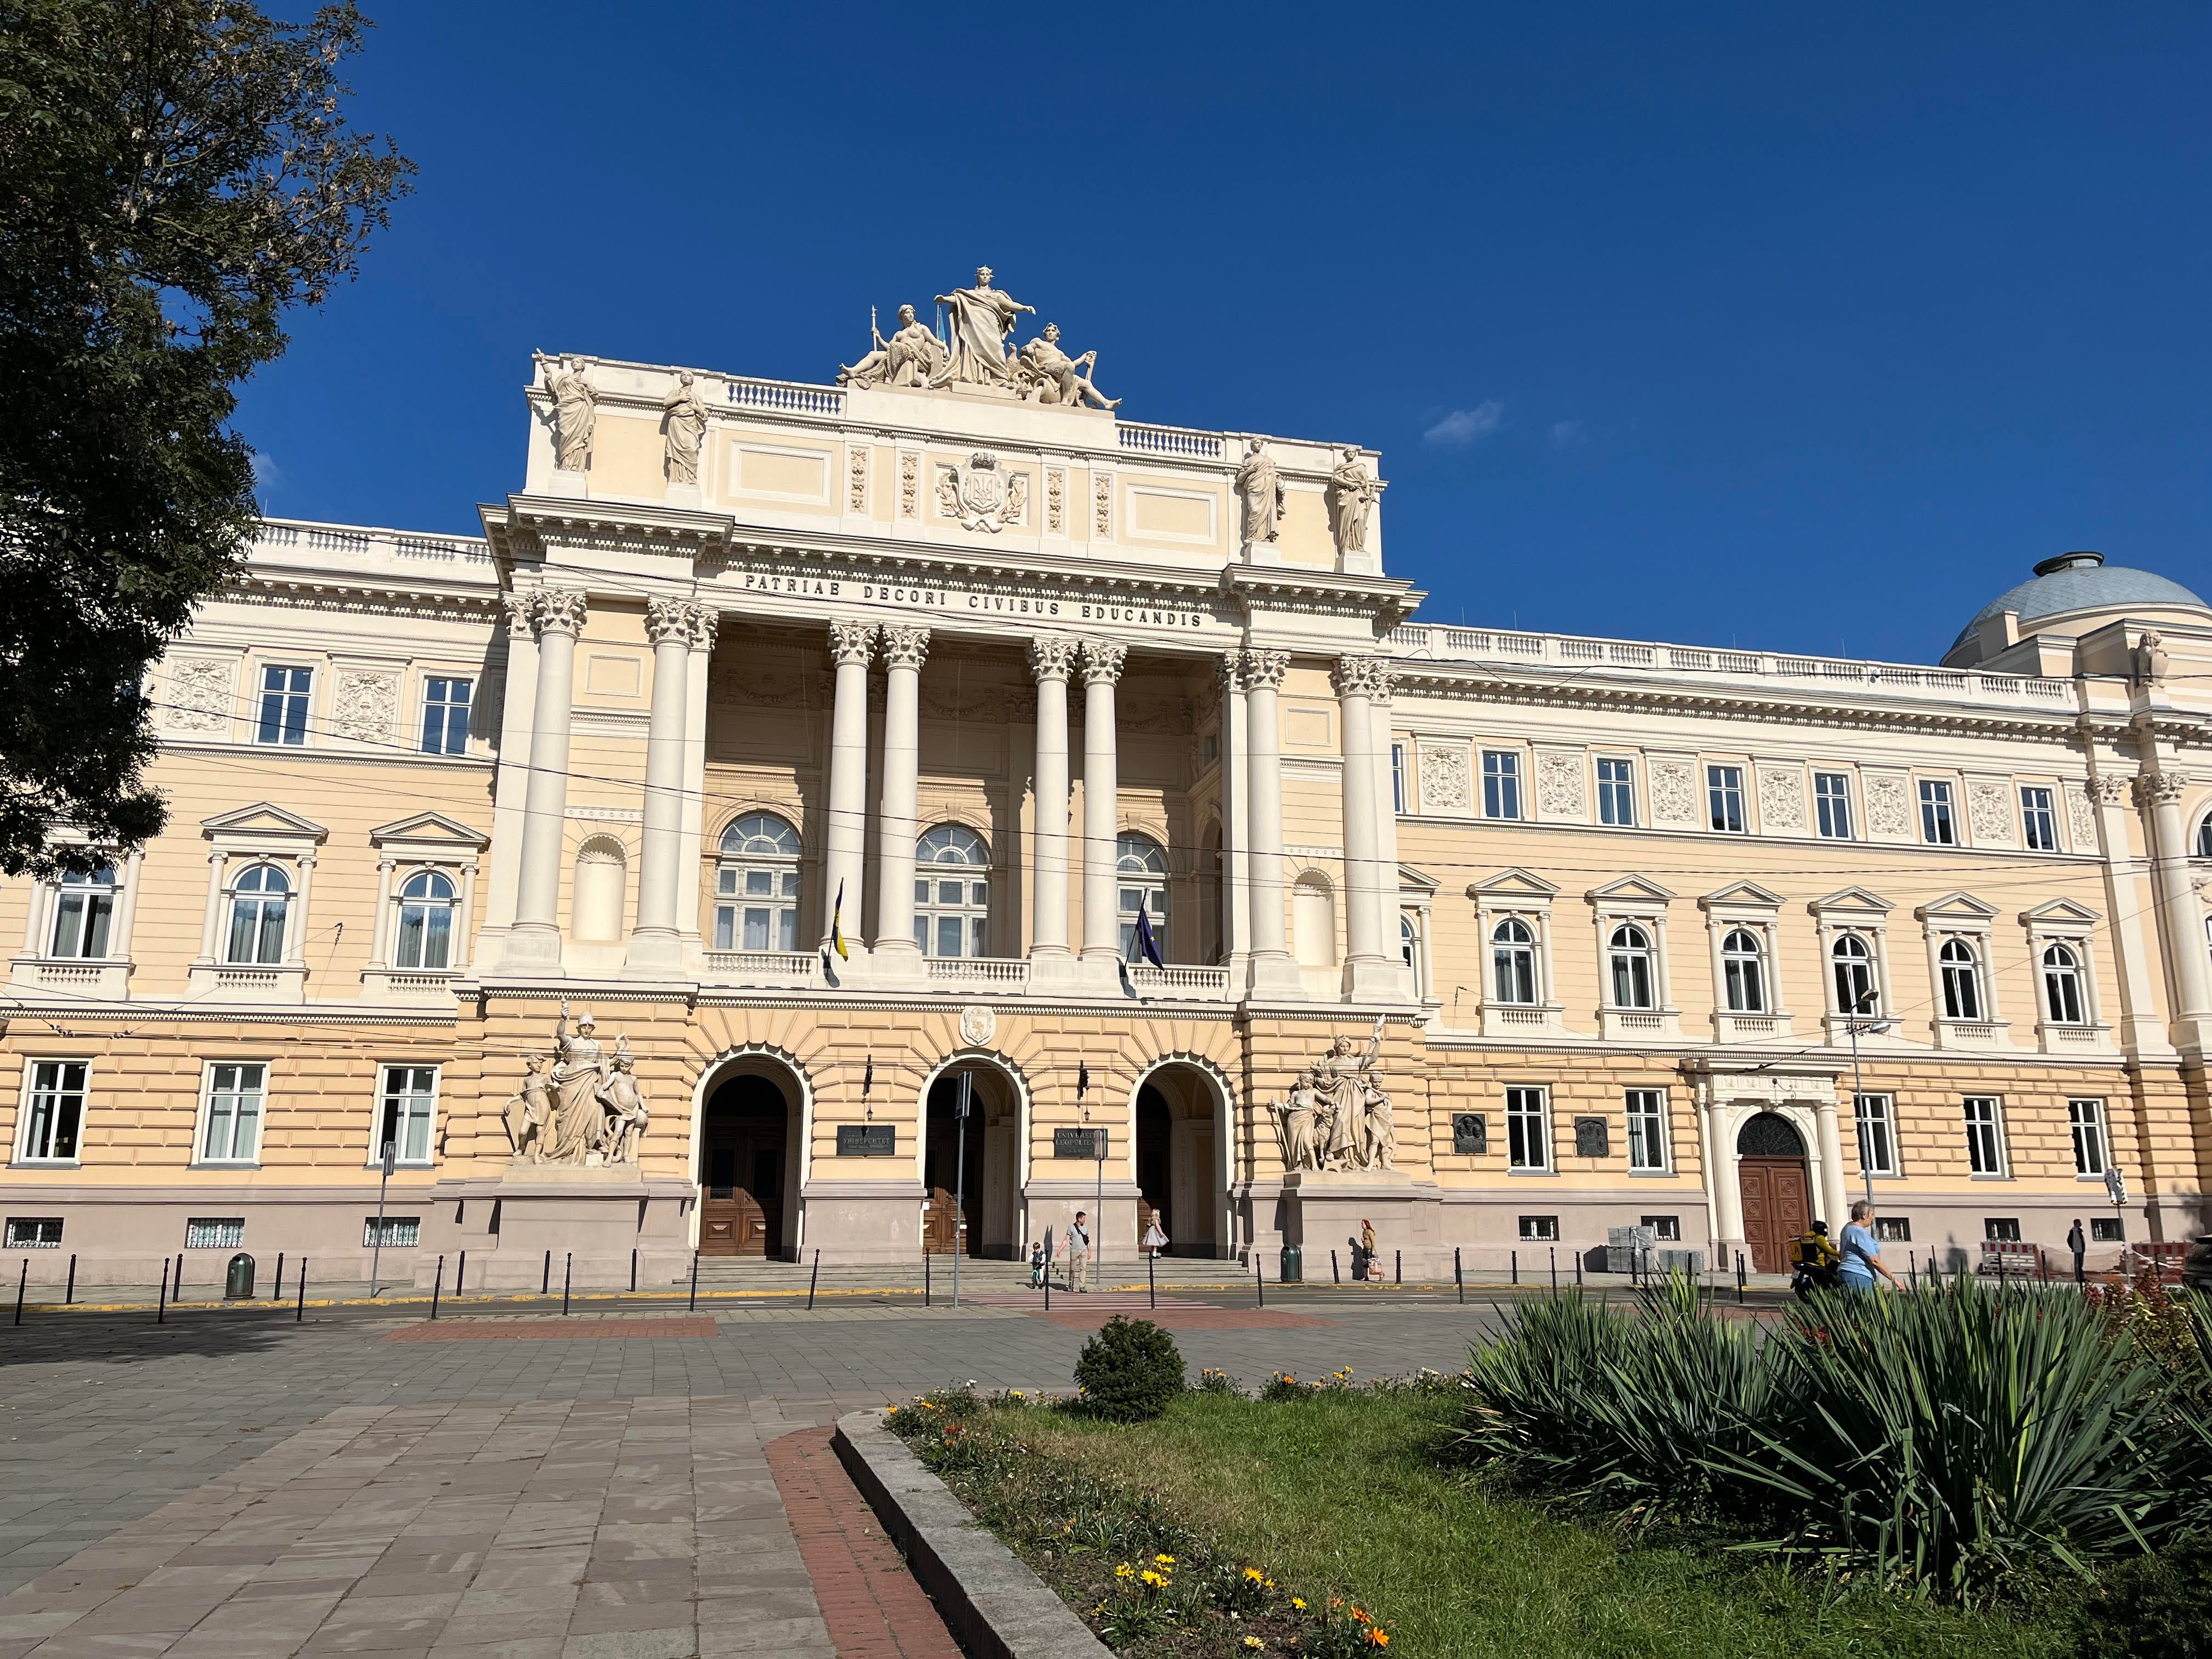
[1790,1220,1842,1301]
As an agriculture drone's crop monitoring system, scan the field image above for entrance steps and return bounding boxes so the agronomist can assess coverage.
[684,1252,1250,1297]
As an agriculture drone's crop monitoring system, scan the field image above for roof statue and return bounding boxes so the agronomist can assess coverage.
[837,266,1120,409]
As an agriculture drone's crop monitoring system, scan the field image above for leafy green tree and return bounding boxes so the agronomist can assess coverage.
[0,1,411,876]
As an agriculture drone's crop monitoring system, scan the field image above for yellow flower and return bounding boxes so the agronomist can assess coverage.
[1155,1554,1176,1566]
[1115,1563,1136,1581]
[1291,1597,1307,1611]
[1369,1632,1390,1649]
[1244,1640,1265,1651]
[1140,1570,1167,1588]
[1243,1567,1266,1583]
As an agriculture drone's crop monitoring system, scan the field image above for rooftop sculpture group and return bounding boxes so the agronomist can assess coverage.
[839,267,1119,409]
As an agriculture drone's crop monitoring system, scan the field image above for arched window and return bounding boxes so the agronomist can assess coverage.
[225,864,290,964]
[1292,873,1336,967]
[1608,922,1656,1009]
[1116,833,1169,963]
[49,864,117,960]
[1401,912,1418,969]
[1831,932,1878,1016]
[1720,928,1766,1012]
[716,812,802,952]
[2040,940,2086,1025]
[2198,814,2212,859]
[393,870,455,970]
[916,824,989,958]
[571,837,627,943]
[1492,916,1538,1005]
[1939,937,1983,1021]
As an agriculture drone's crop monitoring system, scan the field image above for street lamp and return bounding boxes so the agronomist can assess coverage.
[1844,989,1894,1209]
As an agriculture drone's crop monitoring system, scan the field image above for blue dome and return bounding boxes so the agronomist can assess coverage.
[1949,552,2208,659]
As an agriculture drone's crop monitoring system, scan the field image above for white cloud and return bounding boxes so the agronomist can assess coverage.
[1550,419,1585,450]
[250,450,285,492]
[1424,400,1504,446]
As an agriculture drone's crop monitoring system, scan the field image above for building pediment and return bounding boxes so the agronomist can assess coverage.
[1811,885,1893,916]
[1915,891,2000,923]
[1587,874,1675,905]
[369,811,490,851]
[200,803,328,843]
[1468,868,1560,902]
[1701,880,1787,911]
[2022,897,2101,928]
[1397,864,1440,895]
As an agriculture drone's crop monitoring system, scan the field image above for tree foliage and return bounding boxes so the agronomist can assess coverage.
[0,1,411,875]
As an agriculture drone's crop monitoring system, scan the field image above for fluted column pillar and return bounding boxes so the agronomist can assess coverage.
[872,624,930,979]
[2138,770,2212,1036]
[821,619,876,959]
[1333,655,1393,998]
[1243,648,1303,997]
[499,588,588,972]
[1028,638,1080,986]
[1079,641,1127,981]
[626,598,704,974]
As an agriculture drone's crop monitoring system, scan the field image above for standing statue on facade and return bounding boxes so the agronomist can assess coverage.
[601,1040,650,1163]
[662,370,708,484]
[1328,446,1383,554]
[529,1000,643,1167]
[506,1055,555,1162]
[1271,1069,1322,1173]
[839,303,950,389]
[538,353,596,471]
[1236,438,1284,546]
[1274,1019,1394,1172]
[1016,324,1118,409]
[2135,630,2171,688]
[933,267,1035,388]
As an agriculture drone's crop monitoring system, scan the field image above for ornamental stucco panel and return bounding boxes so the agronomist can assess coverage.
[331,670,401,745]
[1756,766,1806,834]
[2065,784,2098,851]
[1966,778,2015,848]
[1863,772,1914,840]
[1534,751,1587,821]
[1418,741,1471,813]
[164,658,236,736]
[1647,759,1698,828]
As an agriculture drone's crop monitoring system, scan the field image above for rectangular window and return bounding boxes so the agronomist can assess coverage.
[377,1066,439,1167]
[1814,772,1853,839]
[1983,1217,2021,1243]
[1505,1086,1550,1171]
[420,678,472,756]
[1875,1216,1912,1242]
[1919,779,1956,845]
[255,665,312,747]
[17,1061,87,1163]
[2068,1098,2107,1177]
[1517,1215,1559,1242]
[1482,751,1522,820]
[1853,1092,1897,1177]
[2020,786,2058,852]
[185,1217,245,1249]
[199,1063,267,1165]
[1963,1095,2006,1177]
[1624,1088,1669,1171]
[4,1217,63,1248]
[363,1216,421,1249]
[1641,1215,1681,1241]
[1596,758,1635,826]
[1391,743,1406,815]
[2091,1217,2124,1242]
[1706,764,1745,832]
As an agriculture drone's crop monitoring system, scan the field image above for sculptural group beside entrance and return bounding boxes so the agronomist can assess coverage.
[1271,1019,1396,1173]
[506,1001,648,1166]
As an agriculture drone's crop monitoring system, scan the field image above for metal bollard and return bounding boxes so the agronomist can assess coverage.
[541,1250,551,1296]
[1395,1249,1402,1285]
[922,1248,930,1308]
[630,1249,638,1294]
[173,1253,184,1304]
[689,1249,699,1312]
[1147,1250,1155,1309]
[1576,1252,1584,1288]
[1511,1249,1518,1285]
[157,1257,169,1324]
[1332,1249,1341,1284]
[273,1251,285,1302]
[14,1258,26,1325]
[431,1256,443,1321]
[65,1252,76,1305]
[1550,1246,1557,1291]
[296,1256,307,1322]
[562,1253,572,1315]
[458,1250,466,1299]
[807,1249,820,1311]
[1736,1250,1746,1304]
[1255,1256,1265,1308]
[1455,1246,1464,1304]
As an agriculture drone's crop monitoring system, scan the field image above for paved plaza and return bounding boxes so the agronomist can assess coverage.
[0,1289,1519,1657]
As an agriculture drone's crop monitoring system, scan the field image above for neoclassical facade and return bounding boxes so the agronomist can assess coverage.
[4,269,2209,1286]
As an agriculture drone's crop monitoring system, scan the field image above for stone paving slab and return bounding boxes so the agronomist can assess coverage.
[383,1322,722,1345]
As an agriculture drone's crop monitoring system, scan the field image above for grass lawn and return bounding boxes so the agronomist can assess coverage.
[965,1387,2073,1659]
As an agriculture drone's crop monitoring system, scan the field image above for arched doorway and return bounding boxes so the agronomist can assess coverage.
[1133,1063,1228,1257]
[1736,1111,1810,1274]
[698,1067,802,1259]
[922,1064,1022,1258]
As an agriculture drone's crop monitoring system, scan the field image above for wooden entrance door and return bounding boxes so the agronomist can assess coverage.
[1738,1157,1810,1274]
[922,1189,962,1255]
[699,1079,787,1258]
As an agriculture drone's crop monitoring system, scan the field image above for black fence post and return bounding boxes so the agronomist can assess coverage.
[1332,1249,1341,1284]
[1454,1246,1464,1304]
[272,1252,283,1302]
[1576,1251,1584,1288]
[1255,1256,1265,1308]
[1043,1265,1050,1311]
[296,1257,307,1322]
[1395,1249,1402,1285]
[1147,1250,1155,1308]
[541,1250,551,1296]
[157,1256,169,1324]
[431,1256,443,1321]
[806,1249,820,1311]
[630,1249,638,1294]
[1736,1250,1747,1304]
[922,1247,930,1308]
[1511,1249,1518,1285]
[689,1249,699,1312]
[561,1253,572,1315]
[173,1253,184,1303]
[457,1250,466,1299]
[14,1258,26,1325]
[1550,1246,1558,1291]
[64,1252,76,1305]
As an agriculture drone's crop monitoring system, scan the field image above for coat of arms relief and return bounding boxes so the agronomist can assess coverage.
[936,452,1029,534]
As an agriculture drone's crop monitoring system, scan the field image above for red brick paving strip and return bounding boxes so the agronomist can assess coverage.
[766,1425,967,1658]
[1034,1306,1332,1330]
[382,1314,721,1340]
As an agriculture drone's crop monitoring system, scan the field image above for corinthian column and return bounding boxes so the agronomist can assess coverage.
[872,624,930,977]
[821,619,876,958]
[1243,648,1303,997]
[2138,770,2212,1034]
[1333,655,1394,998]
[1079,640,1127,977]
[499,588,588,972]
[1028,638,1079,984]
[626,597,703,975]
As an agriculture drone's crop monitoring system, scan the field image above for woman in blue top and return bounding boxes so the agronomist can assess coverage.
[1837,1199,1902,1291]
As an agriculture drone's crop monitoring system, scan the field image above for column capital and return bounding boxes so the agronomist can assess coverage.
[828,617,877,667]
[1029,637,1081,683]
[1330,655,1396,701]
[2135,770,2187,809]
[1080,639,1128,686]
[2090,773,2132,806]
[531,589,590,639]
[687,607,720,653]
[500,591,534,635]
[1216,652,1246,695]
[881,623,931,672]
[645,596,703,647]
[1241,648,1290,691]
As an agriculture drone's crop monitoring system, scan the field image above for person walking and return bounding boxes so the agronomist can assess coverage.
[1142,1216,1167,1259]
[1837,1199,1902,1292]
[1359,1218,1379,1284]
[1066,1210,1091,1293]
[1028,1239,1045,1289]
[2067,1218,2087,1286]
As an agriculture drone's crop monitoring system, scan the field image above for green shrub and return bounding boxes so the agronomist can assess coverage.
[2078,1531,2212,1659]
[1072,1315,1185,1421]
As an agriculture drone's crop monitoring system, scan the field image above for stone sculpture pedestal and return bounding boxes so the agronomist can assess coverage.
[1279,1169,1442,1278]
[413,1161,696,1291]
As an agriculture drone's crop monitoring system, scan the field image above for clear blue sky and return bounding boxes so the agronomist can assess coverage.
[239,2,2212,666]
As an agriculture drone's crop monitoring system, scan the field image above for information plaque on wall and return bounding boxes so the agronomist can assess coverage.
[1451,1113,1487,1155]
[836,1124,896,1157]
[1053,1127,1107,1159]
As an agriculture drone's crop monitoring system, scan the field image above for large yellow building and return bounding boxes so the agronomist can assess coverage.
[4,268,2208,1288]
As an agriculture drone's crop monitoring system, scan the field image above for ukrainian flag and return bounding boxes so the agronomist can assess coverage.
[830,879,850,961]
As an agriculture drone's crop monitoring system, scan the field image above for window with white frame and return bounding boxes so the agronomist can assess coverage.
[2020,786,2059,852]
[48,864,118,958]
[199,1063,267,1165]
[1854,1092,1898,1176]
[376,1066,438,1167]
[255,665,312,746]
[1919,780,1956,845]
[1831,932,1881,1015]
[1938,937,1984,1020]
[1400,911,1429,998]
[1596,758,1635,826]
[716,812,802,952]
[1963,1094,2006,1176]
[2068,1098,2107,1178]
[915,824,989,958]
[420,677,472,755]
[1390,743,1406,814]
[1482,751,1522,820]
[1491,917,1539,1005]
[1814,772,1853,839]
[2199,814,2212,858]
[1506,1086,1550,1171]
[1116,833,1169,962]
[1720,928,1767,1012]
[1624,1088,1669,1171]
[393,871,456,970]
[364,1215,421,1248]
[1517,1215,1559,1241]
[2041,941,2089,1025]
[4,1218,62,1248]
[1607,923,1657,1009]
[185,1218,245,1249]
[224,864,290,964]
[16,1061,86,1164]
[1643,1215,1681,1240]
[1706,765,1745,832]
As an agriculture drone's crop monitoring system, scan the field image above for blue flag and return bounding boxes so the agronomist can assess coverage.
[1132,893,1165,969]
